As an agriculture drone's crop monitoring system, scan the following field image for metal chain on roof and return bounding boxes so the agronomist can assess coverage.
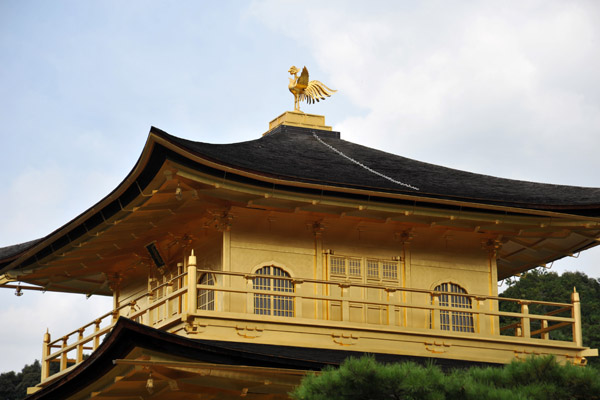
[312,133,419,191]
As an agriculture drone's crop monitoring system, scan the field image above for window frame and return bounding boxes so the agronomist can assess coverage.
[329,255,401,283]
[432,282,474,333]
[253,265,294,317]
[197,272,216,311]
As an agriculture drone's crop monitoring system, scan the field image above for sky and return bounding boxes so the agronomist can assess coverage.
[1,0,599,373]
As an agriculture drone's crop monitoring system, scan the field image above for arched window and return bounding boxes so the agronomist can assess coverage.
[253,266,294,317]
[433,283,474,333]
[198,273,215,311]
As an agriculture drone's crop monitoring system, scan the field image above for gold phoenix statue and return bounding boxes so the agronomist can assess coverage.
[288,66,336,112]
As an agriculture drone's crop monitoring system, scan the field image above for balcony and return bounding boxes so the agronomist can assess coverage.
[39,260,596,385]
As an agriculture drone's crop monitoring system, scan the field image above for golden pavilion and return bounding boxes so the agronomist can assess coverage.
[0,105,598,399]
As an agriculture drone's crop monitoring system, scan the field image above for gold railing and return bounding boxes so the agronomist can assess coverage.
[189,268,581,342]
[41,265,583,382]
[40,272,188,382]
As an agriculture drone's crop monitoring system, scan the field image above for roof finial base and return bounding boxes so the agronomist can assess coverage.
[266,111,332,135]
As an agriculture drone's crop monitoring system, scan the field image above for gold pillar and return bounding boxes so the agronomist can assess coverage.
[112,287,120,324]
[187,250,197,314]
[314,223,324,320]
[572,288,583,346]
[222,229,231,312]
[41,330,51,380]
[520,302,530,338]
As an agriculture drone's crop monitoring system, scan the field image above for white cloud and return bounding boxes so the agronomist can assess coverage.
[0,165,122,247]
[251,0,600,185]
[0,290,112,373]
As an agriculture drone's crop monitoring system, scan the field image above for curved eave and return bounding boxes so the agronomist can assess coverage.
[2,127,600,275]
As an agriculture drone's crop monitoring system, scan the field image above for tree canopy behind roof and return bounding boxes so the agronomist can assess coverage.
[499,269,600,366]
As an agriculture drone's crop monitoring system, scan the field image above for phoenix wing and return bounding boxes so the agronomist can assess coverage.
[301,80,337,104]
[296,66,309,89]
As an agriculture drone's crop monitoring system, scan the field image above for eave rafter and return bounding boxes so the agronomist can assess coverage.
[78,357,303,400]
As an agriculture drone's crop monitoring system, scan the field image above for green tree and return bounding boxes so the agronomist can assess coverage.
[0,360,41,400]
[500,269,600,365]
[291,355,600,400]
[292,356,447,400]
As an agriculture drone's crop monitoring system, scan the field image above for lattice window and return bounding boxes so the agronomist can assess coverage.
[330,256,346,276]
[367,259,379,278]
[331,256,399,282]
[197,273,215,311]
[382,261,398,280]
[253,266,294,317]
[433,283,474,333]
[348,258,362,277]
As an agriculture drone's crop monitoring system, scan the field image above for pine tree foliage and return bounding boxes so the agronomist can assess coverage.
[291,355,600,400]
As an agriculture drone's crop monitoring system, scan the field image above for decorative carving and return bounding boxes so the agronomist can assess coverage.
[105,272,122,292]
[167,233,195,251]
[288,66,336,112]
[482,238,503,257]
[395,230,414,244]
[236,325,263,338]
[312,221,326,236]
[206,210,234,232]
[184,322,207,334]
[332,332,359,346]
[565,354,588,366]
[424,341,451,354]
[513,349,540,360]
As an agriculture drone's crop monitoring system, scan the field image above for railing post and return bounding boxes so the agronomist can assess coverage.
[112,286,120,324]
[340,283,350,321]
[60,337,68,371]
[294,280,303,318]
[386,288,396,326]
[572,288,583,346]
[541,320,549,340]
[41,330,51,381]
[76,328,84,363]
[93,320,101,349]
[177,262,184,314]
[166,280,173,317]
[431,294,438,330]
[475,296,489,335]
[246,276,254,313]
[187,250,197,314]
[146,298,153,326]
[520,301,531,338]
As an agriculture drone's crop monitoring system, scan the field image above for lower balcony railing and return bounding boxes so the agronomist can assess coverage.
[40,265,586,383]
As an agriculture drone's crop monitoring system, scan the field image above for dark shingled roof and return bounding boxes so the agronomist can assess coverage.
[160,125,600,213]
[0,239,42,259]
[2,125,599,270]
[0,239,42,268]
